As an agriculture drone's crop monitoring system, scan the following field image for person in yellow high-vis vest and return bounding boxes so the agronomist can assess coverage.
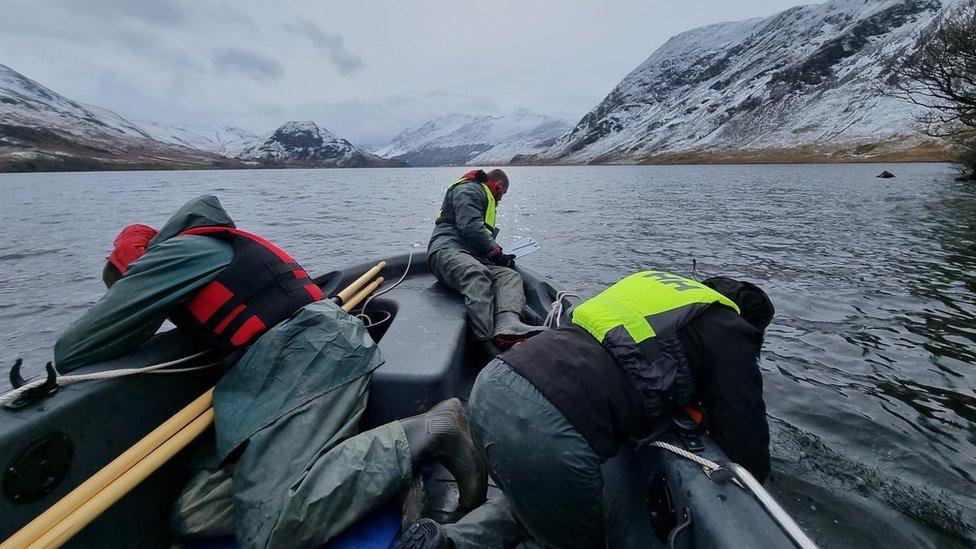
[399,270,775,549]
[427,168,545,348]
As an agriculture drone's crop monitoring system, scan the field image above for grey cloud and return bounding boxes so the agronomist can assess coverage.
[112,30,203,72]
[0,2,95,43]
[289,19,364,75]
[212,48,284,81]
[62,0,191,29]
[0,1,199,72]
[60,0,257,33]
[209,2,258,32]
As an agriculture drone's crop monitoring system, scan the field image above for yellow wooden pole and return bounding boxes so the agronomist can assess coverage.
[0,389,213,549]
[336,261,386,304]
[342,276,383,312]
[27,409,216,549]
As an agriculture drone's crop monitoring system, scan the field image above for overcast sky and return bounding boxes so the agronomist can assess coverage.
[0,0,823,147]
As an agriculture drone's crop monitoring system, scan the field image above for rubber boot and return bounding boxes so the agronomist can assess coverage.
[399,474,426,534]
[397,519,450,549]
[399,398,488,512]
[492,311,546,349]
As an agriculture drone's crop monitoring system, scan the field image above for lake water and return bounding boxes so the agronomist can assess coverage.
[0,164,973,547]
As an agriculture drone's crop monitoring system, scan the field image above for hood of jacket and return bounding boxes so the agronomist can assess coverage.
[702,276,775,332]
[148,195,236,248]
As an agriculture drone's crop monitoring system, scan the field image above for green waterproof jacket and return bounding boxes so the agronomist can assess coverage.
[54,195,235,372]
[54,195,387,547]
[427,179,500,259]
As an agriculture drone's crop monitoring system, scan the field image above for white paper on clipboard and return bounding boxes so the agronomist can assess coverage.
[505,237,541,258]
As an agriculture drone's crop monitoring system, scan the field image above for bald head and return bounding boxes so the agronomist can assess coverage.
[487,169,508,188]
[486,168,509,201]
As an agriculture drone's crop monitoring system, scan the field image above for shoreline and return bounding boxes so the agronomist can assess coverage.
[0,152,953,175]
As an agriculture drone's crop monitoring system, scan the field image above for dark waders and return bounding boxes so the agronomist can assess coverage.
[443,359,607,548]
[428,249,527,342]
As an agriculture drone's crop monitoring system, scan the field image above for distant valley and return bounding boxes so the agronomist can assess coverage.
[373,110,571,167]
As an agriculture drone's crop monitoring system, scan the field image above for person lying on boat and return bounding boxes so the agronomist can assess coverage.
[428,168,546,348]
[54,195,487,547]
[399,270,774,549]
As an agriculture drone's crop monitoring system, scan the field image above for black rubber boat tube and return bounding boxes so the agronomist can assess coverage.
[728,463,818,549]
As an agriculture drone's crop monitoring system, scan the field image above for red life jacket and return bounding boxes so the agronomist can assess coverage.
[174,226,324,350]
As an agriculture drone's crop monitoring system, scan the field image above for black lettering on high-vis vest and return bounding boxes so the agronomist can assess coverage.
[642,271,700,292]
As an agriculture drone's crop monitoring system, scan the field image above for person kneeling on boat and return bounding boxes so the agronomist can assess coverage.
[55,195,487,547]
[399,270,774,549]
[428,168,545,348]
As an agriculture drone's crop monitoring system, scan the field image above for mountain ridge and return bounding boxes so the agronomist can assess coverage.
[376,110,571,166]
[0,63,225,170]
[0,63,397,170]
[536,0,955,164]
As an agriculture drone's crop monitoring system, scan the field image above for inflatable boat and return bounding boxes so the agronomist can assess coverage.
[0,253,812,548]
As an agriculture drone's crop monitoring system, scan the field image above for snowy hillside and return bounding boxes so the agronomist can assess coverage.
[240,121,405,168]
[0,63,221,168]
[376,110,571,166]
[0,63,406,170]
[541,0,956,163]
[133,121,257,158]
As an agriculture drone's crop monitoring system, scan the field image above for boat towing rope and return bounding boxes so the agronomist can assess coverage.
[647,440,735,482]
[648,440,819,549]
[0,351,218,408]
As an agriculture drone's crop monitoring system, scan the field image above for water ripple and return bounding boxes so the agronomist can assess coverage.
[0,164,972,546]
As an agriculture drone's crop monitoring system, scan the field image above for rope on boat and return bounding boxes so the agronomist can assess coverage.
[543,291,581,328]
[0,351,218,407]
[356,251,413,328]
[2,256,408,405]
[646,440,741,484]
[647,440,819,549]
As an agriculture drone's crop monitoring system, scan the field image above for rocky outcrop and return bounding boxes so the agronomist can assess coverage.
[239,121,406,168]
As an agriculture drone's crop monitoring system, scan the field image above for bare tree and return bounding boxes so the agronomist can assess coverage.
[887,2,976,180]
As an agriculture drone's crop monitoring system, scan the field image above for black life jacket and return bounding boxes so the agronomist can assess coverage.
[174,226,323,350]
[500,324,650,460]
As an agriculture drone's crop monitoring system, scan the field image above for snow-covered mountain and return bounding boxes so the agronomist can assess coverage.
[0,63,223,169]
[240,121,406,168]
[376,110,571,166]
[0,64,404,170]
[540,0,956,163]
[133,121,258,158]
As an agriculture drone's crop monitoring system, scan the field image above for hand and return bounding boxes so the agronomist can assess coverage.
[487,247,516,269]
[488,251,515,269]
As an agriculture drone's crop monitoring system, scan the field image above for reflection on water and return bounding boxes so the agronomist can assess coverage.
[0,164,973,547]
